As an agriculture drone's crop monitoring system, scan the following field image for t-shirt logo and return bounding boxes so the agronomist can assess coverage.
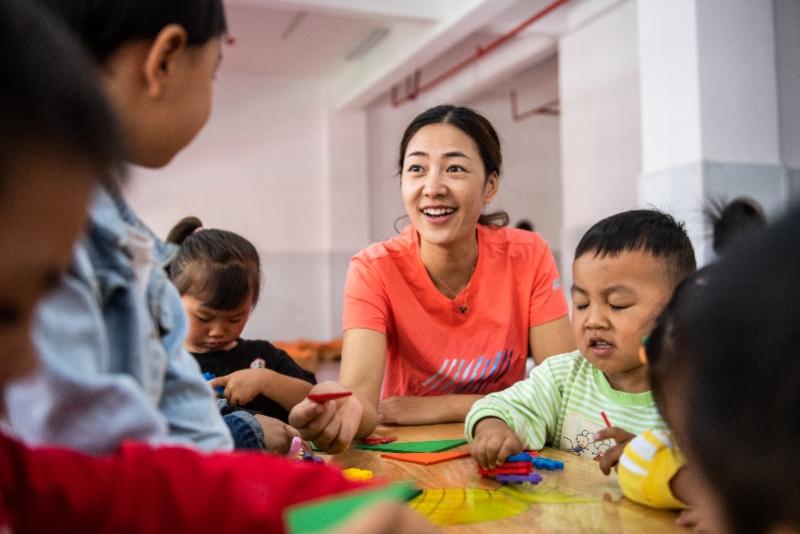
[250,358,266,369]
[420,349,514,394]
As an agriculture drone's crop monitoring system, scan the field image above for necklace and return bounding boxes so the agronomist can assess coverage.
[426,262,476,315]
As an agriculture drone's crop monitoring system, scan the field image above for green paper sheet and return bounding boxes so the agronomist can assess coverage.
[286,481,421,534]
[354,438,467,453]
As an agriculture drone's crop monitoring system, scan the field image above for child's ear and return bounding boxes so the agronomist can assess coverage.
[142,24,189,98]
[483,172,500,205]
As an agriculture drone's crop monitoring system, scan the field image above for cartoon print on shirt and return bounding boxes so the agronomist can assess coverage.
[559,412,614,460]
[249,358,266,369]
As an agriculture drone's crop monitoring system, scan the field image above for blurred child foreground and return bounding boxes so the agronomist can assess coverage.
[0,1,434,532]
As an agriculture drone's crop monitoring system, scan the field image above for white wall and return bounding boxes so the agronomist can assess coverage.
[465,56,563,255]
[774,0,800,198]
[558,0,641,283]
[125,71,334,341]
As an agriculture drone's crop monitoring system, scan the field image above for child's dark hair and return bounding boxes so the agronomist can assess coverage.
[35,0,227,63]
[645,206,800,533]
[398,105,509,228]
[704,196,767,254]
[575,209,696,284]
[167,217,261,311]
[0,0,123,180]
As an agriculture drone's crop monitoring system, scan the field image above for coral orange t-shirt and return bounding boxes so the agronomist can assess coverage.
[343,224,568,398]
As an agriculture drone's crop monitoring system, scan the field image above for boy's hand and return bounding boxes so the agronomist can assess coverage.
[254,414,300,455]
[288,381,363,454]
[594,427,636,475]
[210,369,271,406]
[471,417,523,468]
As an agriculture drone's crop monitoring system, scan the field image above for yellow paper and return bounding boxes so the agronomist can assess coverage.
[499,485,597,504]
[409,488,528,526]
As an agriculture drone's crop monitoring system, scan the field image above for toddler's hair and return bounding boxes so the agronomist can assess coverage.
[575,209,696,284]
[0,0,122,180]
[35,0,227,62]
[704,196,766,254]
[646,205,800,534]
[167,217,261,311]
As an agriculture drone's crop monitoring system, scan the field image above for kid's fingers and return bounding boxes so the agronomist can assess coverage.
[594,426,635,444]
[208,375,228,388]
[497,437,522,466]
[598,443,625,475]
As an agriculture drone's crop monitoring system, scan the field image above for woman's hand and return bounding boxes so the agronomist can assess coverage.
[470,417,523,468]
[594,426,636,475]
[210,369,271,406]
[288,381,364,454]
[253,414,299,455]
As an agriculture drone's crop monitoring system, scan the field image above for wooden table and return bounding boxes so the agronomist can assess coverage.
[326,423,684,533]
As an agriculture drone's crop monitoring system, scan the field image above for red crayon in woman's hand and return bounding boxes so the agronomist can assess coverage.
[308,391,353,403]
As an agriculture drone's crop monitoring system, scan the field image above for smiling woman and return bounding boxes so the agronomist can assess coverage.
[289,105,576,453]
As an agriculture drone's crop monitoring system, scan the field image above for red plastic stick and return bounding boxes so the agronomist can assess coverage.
[308,391,353,403]
[601,411,612,428]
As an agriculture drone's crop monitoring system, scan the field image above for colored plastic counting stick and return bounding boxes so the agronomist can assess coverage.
[496,473,543,484]
[308,391,353,403]
[532,457,564,471]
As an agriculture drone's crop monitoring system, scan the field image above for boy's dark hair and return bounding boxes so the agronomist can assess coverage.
[0,0,123,180]
[167,217,261,311]
[704,196,767,254]
[398,105,509,228]
[35,0,227,63]
[575,209,696,284]
[646,205,800,534]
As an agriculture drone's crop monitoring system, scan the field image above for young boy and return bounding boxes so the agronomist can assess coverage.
[467,210,696,467]
[2,0,269,452]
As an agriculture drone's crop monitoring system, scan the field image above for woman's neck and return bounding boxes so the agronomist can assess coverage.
[419,231,478,295]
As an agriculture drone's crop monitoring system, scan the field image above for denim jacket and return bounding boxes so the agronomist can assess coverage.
[2,188,245,453]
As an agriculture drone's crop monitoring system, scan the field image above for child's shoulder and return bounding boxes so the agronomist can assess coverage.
[531,350,586,380]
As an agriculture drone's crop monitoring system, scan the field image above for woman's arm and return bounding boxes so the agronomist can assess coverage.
[378,394,484,425]
[339,328,388,438]
[529,315,575,365]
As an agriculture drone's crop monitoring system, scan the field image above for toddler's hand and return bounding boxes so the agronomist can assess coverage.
[471,417,523,468]
[288,381,363,454]
[210,369,270,406]
[594,426,636,475]
[254,414,300,455]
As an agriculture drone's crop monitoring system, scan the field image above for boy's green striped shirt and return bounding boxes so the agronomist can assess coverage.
[465,350,666,459]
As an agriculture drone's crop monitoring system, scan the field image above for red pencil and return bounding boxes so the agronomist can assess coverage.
[600,411,612,428]
[308,391,353,403]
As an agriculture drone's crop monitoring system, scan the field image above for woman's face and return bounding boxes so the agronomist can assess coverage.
[401,123,498,250]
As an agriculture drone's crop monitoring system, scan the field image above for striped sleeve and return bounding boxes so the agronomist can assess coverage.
[465,352,576,449]
[617,429,687,510]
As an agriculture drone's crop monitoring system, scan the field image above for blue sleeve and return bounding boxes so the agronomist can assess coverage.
[222,409,266,450]
[3,259,169,454]
[3,245,234,453]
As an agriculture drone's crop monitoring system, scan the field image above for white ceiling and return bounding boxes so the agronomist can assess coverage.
[221,0,573,107]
